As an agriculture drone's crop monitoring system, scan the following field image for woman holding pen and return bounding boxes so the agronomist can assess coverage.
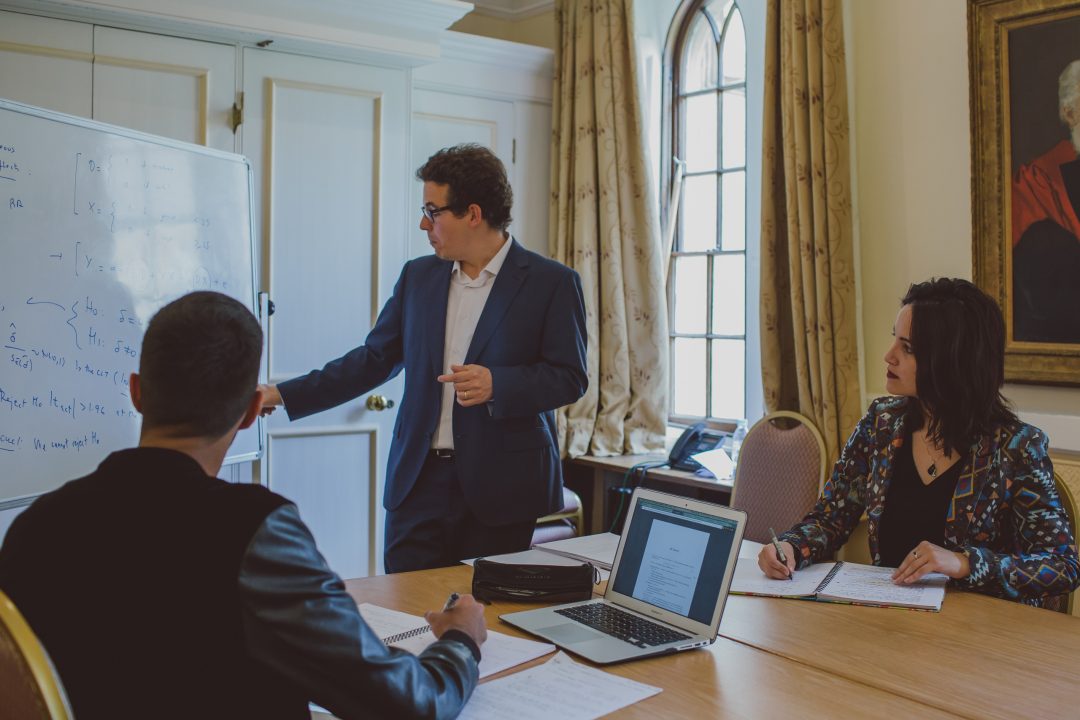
[758,278,1078,609]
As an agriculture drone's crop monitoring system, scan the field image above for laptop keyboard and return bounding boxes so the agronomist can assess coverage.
[555,603,691,648]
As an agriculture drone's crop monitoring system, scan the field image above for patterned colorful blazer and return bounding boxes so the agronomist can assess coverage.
[779,396,1079,607]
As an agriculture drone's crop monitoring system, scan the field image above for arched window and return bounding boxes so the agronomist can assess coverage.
[668,0,749,423]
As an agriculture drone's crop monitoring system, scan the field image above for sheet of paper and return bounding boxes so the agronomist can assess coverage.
[739,538,765,559]
[691,446,735,481]
[729,560,836,598]
[456,651,661,720]
[533,532,621,569]
[819,563,946,610]
[461,549,609,582]
[356,603,556,678]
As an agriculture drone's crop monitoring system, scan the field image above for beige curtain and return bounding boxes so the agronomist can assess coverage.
[550,0,668,458]
[760,0,861,464]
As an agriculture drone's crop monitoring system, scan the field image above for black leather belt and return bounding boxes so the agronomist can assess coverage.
[431,448,455,459]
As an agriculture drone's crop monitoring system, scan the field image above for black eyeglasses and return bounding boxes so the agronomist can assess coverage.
[421,204,454,223]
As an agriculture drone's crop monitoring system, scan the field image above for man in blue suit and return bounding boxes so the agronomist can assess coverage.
[261,144,587,572]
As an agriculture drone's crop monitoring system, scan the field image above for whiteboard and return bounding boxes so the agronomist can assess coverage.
[0,99,261,507]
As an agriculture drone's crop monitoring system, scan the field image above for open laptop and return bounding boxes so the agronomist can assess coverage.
[501,488,746,664]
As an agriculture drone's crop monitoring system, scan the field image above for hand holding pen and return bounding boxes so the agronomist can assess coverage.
[424,592,487,646]
[767,527,795,581]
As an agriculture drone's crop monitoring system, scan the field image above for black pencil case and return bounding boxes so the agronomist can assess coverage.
[471,558,599,603]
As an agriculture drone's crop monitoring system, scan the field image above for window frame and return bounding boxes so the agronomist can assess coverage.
[665,0,751,427]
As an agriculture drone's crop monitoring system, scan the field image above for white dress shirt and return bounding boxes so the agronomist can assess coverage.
[432,237,513,449]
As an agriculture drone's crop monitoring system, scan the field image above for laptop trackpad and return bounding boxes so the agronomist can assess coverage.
[538,622,605,644]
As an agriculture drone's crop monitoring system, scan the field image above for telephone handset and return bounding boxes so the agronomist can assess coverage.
[668,423,726,472]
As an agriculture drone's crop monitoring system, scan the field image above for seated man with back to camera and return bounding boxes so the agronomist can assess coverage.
[0,291,486,720]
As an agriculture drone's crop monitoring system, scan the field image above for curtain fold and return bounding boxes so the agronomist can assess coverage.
[550,0,668,458]
[760,0,861,464]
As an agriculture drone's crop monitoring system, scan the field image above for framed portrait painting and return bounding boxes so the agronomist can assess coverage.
[970,0,1080,384]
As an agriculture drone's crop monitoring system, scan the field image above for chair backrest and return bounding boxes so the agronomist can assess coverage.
[0,589,73,720]
[730,411,827,544]
[532,487,584,544]
[1053,471,1078,617]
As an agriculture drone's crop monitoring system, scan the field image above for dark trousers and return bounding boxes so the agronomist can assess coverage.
[384,452,536,573]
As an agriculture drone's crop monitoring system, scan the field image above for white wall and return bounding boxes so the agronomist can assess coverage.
[845,0,1080,453]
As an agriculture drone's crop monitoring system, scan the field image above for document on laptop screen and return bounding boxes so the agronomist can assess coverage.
[631,519,710,615]
[612,498,739,624]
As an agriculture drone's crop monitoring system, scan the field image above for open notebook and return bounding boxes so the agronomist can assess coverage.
[730,560,947,611]
[356,603,556,678]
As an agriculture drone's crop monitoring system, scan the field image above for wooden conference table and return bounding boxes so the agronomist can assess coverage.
[342,565,1078,719]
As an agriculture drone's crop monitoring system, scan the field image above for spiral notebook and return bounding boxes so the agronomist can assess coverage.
[356,603,556,677]
[730,560,946,611]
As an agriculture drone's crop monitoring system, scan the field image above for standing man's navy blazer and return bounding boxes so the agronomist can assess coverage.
[277,238,588,525]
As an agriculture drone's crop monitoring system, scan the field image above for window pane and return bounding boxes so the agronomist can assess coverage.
[720,171,745,251]
[683,93,717,173]
[711,254,745,335]
[711,339,745,420]
[681,174,717,252]
[721,8,746,85]
[681,13,717,92]
[721,87,745,168]
[671,256,708,334]
[707,0,735,20]
[672,338,707,417]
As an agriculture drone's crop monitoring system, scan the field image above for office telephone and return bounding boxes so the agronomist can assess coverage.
[668,423,726,472]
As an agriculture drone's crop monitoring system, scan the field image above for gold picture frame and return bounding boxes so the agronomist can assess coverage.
[970,0,1080,385]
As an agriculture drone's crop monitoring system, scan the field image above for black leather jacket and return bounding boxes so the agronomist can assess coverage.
[238,504,480,719]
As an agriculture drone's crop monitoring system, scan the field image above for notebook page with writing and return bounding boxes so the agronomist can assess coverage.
[356,603,556,678]
[815,563,947,610]
[730,561,837,598]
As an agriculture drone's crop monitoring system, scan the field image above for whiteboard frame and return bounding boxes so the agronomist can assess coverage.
[0,98,263,506]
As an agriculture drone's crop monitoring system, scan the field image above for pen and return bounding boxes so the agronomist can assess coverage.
[769,527,793,581]
[442,592,460,611]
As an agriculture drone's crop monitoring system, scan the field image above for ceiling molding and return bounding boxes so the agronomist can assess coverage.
[439,29,551,73]
[469,0,553,21]
[0,0,474,66]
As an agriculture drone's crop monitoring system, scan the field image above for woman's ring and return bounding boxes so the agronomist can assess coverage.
[463,390,468,399]
[912,550,919,559]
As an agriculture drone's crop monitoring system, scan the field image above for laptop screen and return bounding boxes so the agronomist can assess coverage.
[611,497,740,625]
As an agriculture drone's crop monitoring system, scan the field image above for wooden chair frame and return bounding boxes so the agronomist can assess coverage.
[0,589,72,720]
[535,488,584,538]
[1053,471,1077,617]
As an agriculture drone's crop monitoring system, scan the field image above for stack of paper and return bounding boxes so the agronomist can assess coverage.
[457,651,661,720]
[531,532,621,570]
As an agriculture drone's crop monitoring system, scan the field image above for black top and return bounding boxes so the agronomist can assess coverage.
[0,448,479,720]
[878,435,962,568]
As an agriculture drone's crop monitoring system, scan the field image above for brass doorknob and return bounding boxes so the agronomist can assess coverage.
[365,395,395,411]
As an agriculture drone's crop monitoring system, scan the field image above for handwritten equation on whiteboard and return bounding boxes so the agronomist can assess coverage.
[0,102,256,502]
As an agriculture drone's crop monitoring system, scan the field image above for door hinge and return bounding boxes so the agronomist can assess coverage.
[230,93,244,134]
[512,138,517,164]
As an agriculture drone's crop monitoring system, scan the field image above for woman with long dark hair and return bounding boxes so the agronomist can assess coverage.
[758,278,1078,607]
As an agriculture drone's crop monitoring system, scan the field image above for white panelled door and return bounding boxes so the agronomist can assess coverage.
[409,89,514,260]
[242,48,407,579]
[92,27,237,153]
[0,10,92,117]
